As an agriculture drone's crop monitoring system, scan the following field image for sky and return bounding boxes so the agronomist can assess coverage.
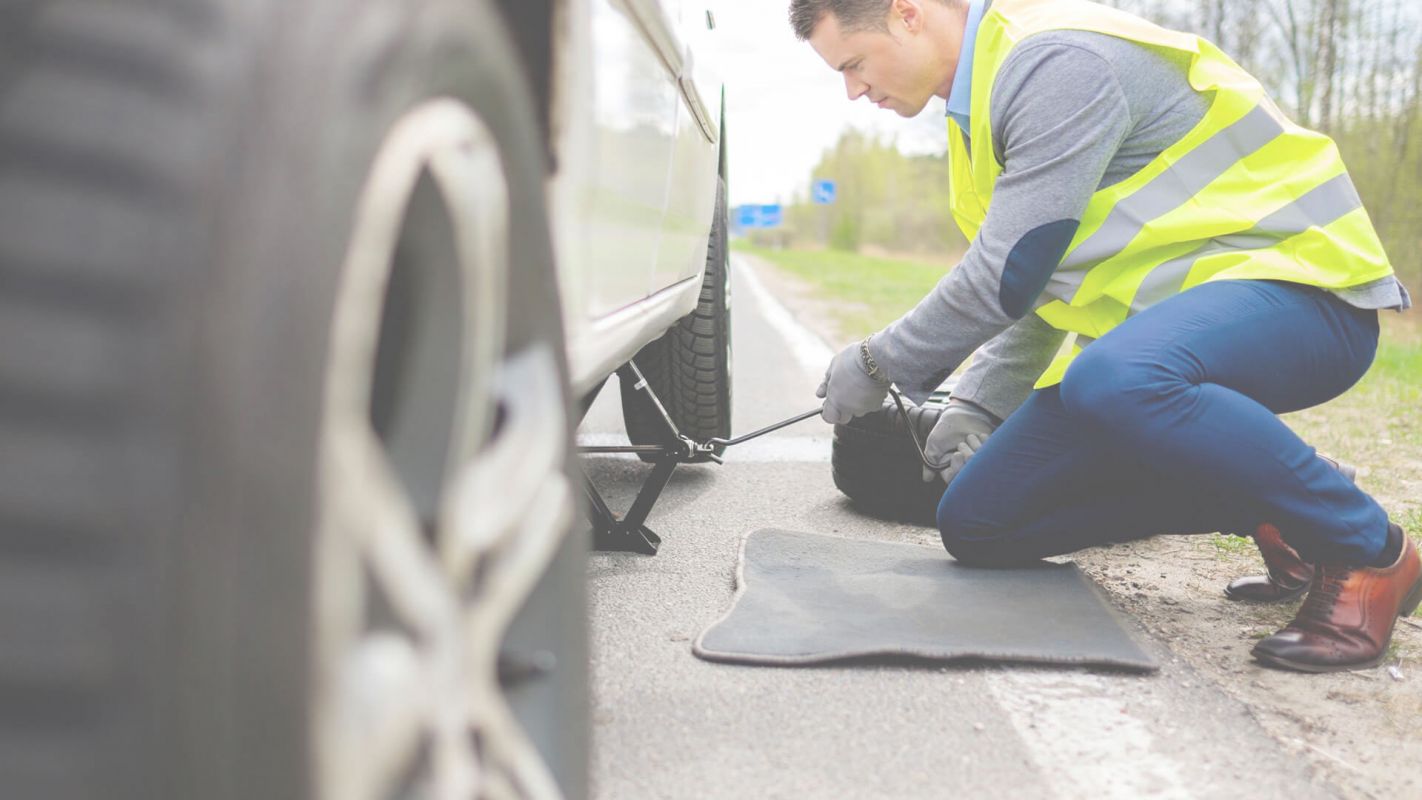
[709,2,950,208]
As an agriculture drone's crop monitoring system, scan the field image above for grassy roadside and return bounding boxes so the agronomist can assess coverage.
[734,242,950,337]
[737,241,1422,568]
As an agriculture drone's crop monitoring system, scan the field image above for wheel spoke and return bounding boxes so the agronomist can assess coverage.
[443,347,569,586]
[319,419,459,800]
[431,707,481,800]
[330,634,427,800]
[428,119,508,468]
[331,423,459,638]
[456,350,574,800]
[467,681,565,800]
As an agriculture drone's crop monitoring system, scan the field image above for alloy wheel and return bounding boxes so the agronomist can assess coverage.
[314,98,575,800]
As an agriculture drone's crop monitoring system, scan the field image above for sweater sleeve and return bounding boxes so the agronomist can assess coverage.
[869,40,1133,404]
[950,312,1066,420]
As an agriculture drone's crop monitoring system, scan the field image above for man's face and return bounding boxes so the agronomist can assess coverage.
[807,3,951,118]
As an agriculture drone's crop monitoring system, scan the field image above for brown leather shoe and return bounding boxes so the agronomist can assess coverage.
[1252,528,1422,673]
[1223,454,1356,602]
[1225,523,1314,601]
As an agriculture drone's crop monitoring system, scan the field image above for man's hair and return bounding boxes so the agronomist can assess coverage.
[789,0,892,41]
[789,0,959,41]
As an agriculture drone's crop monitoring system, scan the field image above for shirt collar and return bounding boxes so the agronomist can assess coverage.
[946,0,987,131]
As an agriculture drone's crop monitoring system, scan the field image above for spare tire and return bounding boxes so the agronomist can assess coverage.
[832,393,952,526]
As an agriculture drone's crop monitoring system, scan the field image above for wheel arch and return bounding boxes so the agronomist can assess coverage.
[718,86,728,185]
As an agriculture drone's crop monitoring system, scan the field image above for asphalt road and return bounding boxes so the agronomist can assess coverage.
[577,256,1337,799]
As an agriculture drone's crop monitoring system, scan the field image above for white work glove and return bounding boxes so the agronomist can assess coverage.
[817,338,890,424]
[922,398,999,485]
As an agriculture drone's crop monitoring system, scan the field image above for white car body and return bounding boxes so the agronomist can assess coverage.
[546,0,725,397]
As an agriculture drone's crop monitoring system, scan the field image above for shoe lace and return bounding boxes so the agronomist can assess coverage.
[1297,566,1351,622]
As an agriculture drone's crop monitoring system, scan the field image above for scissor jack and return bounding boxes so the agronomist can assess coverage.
[578,361,820,555]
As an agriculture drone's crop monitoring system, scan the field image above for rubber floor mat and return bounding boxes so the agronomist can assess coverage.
[693,529,1157,672]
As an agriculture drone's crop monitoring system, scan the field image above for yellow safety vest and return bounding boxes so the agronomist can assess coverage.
[949,0,1394,387]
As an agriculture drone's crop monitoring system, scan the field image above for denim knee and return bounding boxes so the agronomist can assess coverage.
[936,485,965,546]
[937,486,1015,566]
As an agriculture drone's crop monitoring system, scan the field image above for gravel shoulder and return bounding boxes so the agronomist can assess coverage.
[742,251,1422,800]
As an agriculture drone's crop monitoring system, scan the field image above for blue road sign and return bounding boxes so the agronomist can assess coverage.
[812,180,837,205]
[736,204,784,229]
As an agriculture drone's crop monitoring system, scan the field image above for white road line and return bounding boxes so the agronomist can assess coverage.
[984,672,1191,799]
[731,254,833,376]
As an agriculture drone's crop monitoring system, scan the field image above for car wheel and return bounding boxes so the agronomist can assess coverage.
[0,1,585,798]
[832,395,952,526]
[620,177,732,462]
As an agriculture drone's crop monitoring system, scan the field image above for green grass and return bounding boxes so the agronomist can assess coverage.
[734,242,951,337]
[1208,532,1256,557]
[1358,333,1422,449]
[1399,509,1422,617]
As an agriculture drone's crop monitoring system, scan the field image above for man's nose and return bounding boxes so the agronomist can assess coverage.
[844,73,869,101]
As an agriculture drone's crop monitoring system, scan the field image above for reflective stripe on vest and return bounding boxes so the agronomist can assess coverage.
[947,0,1394,388]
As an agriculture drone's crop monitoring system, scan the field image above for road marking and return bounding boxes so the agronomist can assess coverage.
[732,255,833,376]
[984,671,1191,799]
[577,432,832,463]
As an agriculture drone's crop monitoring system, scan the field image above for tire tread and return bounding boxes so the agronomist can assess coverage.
[0,3,221,796]
[621,178,732,457]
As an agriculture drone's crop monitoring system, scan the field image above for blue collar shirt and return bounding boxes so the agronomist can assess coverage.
[946,0,987,133]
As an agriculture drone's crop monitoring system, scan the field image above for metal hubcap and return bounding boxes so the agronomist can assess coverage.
[316,99,573,800]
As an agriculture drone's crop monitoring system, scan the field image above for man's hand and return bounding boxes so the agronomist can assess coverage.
[817,338,890,424]
[922,398,999,484]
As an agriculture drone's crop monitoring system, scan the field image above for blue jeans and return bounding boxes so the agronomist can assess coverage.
[937,279,1387,567]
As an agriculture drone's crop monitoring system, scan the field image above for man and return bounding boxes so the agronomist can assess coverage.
[795,0,1418,673]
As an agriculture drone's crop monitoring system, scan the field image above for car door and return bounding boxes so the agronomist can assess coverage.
[636,0,722,294]
[582,0,682,319]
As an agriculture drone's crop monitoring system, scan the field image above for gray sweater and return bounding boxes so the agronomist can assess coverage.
[872,30,1410,418]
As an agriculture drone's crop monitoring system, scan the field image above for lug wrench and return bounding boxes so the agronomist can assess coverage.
[581,374,947,555]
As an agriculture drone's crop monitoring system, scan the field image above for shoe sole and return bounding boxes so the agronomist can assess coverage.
[1252,572,1422,673]
[1223,582,1309,603]
[1252,649,1388,674]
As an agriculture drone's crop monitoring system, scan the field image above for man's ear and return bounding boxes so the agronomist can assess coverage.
[892,0,925,34]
